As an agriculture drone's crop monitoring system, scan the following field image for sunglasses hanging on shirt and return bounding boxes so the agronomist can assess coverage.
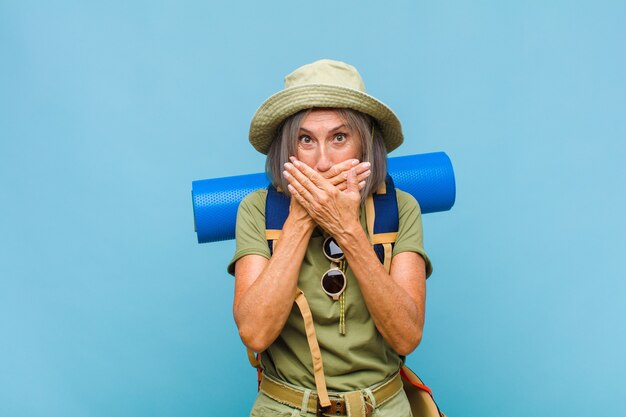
[321,236,347,335]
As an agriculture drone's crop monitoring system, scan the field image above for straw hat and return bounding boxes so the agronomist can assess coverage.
[248,59,404,154]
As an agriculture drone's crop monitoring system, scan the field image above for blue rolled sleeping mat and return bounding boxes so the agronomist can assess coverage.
[192,152,456,243]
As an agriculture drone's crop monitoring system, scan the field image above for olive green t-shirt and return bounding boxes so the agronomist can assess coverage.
[228,189,432,391]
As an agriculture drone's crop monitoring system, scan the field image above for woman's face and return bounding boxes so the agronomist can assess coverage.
[296,109,363,173]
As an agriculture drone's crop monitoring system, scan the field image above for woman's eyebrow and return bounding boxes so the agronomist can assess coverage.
[328,124,348,133]
[299,124,349,135]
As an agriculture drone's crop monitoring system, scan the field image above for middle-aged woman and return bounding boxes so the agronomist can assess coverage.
[228,59,433,417]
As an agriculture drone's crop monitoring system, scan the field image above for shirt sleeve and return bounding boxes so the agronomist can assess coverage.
[392,189,433,278]
[227,190,271,276]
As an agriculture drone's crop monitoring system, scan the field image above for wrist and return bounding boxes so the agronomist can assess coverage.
[285,211,316,233]
[333,219,366,249]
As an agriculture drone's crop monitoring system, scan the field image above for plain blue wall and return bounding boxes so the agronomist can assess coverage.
[1,1,625,416]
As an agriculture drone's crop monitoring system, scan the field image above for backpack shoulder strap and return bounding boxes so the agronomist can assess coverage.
[365,175,399,273]
[265,184,290,255]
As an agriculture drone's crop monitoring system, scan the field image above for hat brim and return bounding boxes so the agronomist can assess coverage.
[249,84,403,155]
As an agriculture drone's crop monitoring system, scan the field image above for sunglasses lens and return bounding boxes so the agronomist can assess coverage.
[323,237,344,261]
[322,269,345,295]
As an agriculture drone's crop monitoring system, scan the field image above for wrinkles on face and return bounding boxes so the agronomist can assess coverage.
[296,109,362,173]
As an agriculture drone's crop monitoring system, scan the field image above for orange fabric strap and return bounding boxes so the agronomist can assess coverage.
[294,289,331,407]
[400,365,432,395]
[382,242,393,273]
[265,229,281,240]
[370,232,398,244]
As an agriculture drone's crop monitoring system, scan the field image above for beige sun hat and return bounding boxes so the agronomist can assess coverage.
[248,59,404,154]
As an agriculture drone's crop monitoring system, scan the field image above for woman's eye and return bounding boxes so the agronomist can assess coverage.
[334,133,346,142]
[298,135,313,144]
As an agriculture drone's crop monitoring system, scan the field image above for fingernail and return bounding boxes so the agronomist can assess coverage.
[351,159,359,166]
[359,181,366,188]
[289,156,296,162]
[284,162,293,170]
[362,162,371,168]
[282,170,291,178]
[364,170,371,177]
[292,160,301,167]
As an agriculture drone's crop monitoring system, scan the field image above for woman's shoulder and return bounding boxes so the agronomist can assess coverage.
[239,188,268,212]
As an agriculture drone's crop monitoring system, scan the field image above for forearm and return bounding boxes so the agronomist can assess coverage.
[335,223,426,355]
[234,214,315,352]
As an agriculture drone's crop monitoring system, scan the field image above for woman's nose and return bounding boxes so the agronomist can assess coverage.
[314,150,333,173]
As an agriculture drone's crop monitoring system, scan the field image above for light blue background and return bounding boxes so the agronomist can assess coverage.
[1,1,625,416]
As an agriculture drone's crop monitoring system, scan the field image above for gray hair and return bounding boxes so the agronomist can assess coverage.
[265,108,388,202]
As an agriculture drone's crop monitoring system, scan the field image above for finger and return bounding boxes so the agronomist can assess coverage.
[346,168,359,195]
[284,162,318,195]
[326,161,369,185]
[335,169,371,191]
[356,169,371,183]
[287,160,333,193]
[328,162,371,186]
[353,161,371,176]
[283,169,316,203]
[287,183,312,212]
[283,171,317,211]
[321,159,359,181]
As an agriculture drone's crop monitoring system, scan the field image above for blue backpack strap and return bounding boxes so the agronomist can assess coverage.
[265,184,290,255]
[366,175,399,271]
